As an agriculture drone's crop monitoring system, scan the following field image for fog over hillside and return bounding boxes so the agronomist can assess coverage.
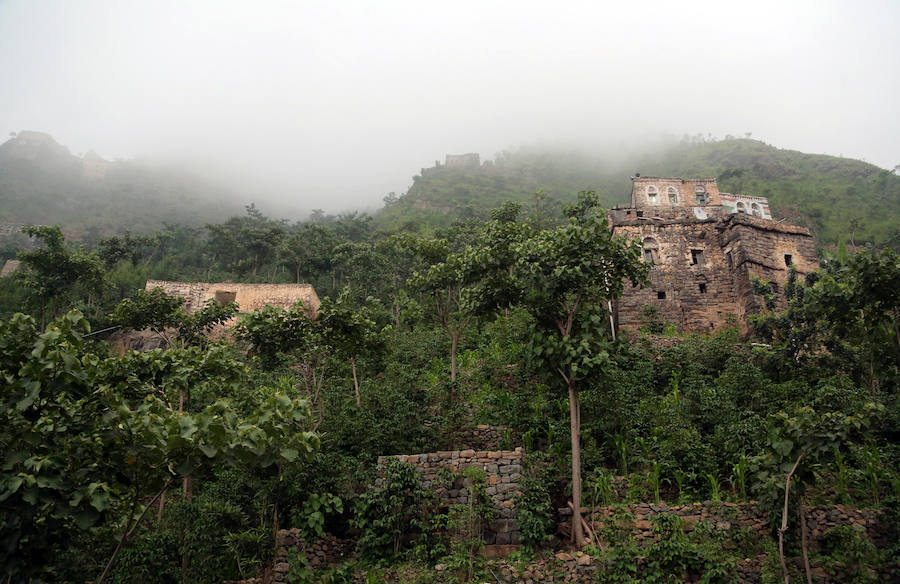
[1,0,898,214]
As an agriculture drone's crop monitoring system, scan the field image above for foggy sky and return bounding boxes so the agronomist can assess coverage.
[1,0,898,214]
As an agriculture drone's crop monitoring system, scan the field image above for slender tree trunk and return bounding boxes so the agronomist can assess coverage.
[450,333,459,382]
[800,502,812,584]
[350,357,360,406]
[178,389,192,579]
[607,300,616,341]
[157,490,166,521]
[779,454,803,584]
[98,480,172,584]
[568,381,585,547]
[393,295,401,329]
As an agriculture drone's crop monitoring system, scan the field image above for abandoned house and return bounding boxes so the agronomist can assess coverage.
[608,177,818,332]
[111,281,321,353]
[144,280,321,317]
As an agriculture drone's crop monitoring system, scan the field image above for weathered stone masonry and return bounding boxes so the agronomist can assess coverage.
[610,176,819,332]
[377,447,526,544]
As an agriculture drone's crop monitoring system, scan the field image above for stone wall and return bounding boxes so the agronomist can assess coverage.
[145,280,320,316]
[630,177,722,208]
[722,214,818,314]
[559,501,884,547]
[611,189,819,333]
[377,447,525,544]
[614,219,743,332]
[454,424,509,451]
[444,153,480,167]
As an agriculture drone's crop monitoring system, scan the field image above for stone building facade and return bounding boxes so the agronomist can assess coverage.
[444,153,481,168]
[145,280,320,316]
[609,177,818,332]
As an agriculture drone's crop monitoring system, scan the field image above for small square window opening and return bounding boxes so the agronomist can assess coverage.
[656,291,666,300]
[699,283,707,293]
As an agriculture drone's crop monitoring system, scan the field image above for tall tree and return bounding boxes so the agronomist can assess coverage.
[515,192,647,546]
[317,287,387,405]
[18,225,105,327]
[206,204,285,277]
[407,237,472,382]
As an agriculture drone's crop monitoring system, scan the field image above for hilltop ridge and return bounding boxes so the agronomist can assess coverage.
[377,139,900,247]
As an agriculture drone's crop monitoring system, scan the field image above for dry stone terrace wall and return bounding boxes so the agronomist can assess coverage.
[377,447,525,544]
[559,501,884,547]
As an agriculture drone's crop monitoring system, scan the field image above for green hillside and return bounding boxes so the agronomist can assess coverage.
[637,139,899,247]
[377,139,900,248]
[0,132,244,240]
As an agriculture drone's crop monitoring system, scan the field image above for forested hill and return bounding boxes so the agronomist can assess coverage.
[0,132,244,239]
[377,139,900,248]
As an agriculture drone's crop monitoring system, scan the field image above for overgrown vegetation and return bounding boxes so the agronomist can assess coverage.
[1,182,897,582]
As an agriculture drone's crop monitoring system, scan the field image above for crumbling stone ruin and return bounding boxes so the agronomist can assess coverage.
[144,280,320,317]
[443,152,481,168]
[609,177,818,332]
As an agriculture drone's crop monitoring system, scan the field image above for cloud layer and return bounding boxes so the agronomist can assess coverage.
[2,0,898,214]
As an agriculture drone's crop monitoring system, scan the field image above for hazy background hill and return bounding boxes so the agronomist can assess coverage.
[0,132,245,240]
[1,132,897,249]
[379,138,900,248]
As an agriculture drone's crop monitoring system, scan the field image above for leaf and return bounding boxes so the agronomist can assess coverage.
[73,509,99,529]
[199,444,218,458]
[0,476,24,502]
[280,447,299,462]
[773,439,794,456]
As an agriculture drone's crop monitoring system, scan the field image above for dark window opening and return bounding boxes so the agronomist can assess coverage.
[636,210,644,217]
[213,290,236,306]
[657,291,666,300]
[784,254,793,267]
[694,185,708,205]
[642,238,659,265]
[726,251,733,267]
[699,283,707,293]
[691,249,705,265]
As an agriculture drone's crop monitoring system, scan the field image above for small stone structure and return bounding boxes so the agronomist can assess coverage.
[377,447,525,545]
[610,176,819,332]
[145,280,320,316]
[81,150,109,180]
[0,259,20,277]
[444,153,480,168]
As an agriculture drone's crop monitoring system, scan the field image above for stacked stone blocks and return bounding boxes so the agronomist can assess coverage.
[377,447,525,544]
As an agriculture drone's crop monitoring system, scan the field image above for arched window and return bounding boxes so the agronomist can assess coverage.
[642,237,659,264]
[694,185,708,205]
[751,202,762,217]
[667,187,679,205]
[647,186,659,205]
[736,201,746,213]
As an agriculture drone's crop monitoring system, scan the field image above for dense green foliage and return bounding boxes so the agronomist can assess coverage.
[0,182,897,582]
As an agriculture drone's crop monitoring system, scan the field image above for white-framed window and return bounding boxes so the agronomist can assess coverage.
[667,187,679,205]
[736,201,746,213]
[647,186,659,205]
[694,185,708,205]
[751,202,762,217]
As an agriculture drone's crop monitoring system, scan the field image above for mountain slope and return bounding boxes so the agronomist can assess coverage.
[377,139,900,247]
[0,132,244,239]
